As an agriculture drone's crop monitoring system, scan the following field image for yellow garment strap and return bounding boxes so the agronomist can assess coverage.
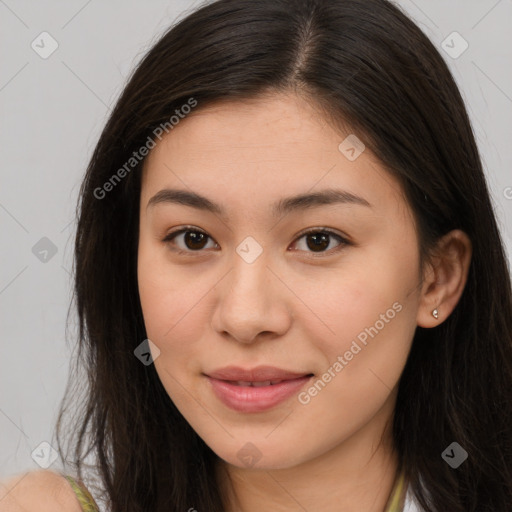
[384,469,408,512]
[63,475,100,512]
[62,469,407,512]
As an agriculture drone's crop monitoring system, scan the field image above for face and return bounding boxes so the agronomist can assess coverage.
[137,92,423,471]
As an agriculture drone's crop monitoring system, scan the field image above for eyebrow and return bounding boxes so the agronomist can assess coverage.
[146,187,372,218]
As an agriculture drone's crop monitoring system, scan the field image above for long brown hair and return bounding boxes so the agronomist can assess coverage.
[55,0,512,510]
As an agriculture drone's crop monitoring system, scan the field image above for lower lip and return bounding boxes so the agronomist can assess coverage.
[206,375,313,413]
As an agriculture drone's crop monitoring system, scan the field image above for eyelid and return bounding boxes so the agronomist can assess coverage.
[161,225,350,256]
[293,226,348,242]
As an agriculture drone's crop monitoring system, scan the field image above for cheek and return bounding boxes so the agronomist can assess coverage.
[137,249,209,412]
[294,266,416,442]
[137,242,203,357]
[295,246,419,384]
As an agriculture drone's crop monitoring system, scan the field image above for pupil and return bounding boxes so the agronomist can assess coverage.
[307,233,329,252]
[185,231,206,250]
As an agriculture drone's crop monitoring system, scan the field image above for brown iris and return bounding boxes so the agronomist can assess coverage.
[184,231,208,250]
[305,232,330,252]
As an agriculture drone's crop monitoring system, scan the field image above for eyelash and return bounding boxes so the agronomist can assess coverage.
[161,225,350,258]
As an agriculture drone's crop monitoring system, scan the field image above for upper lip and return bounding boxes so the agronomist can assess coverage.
[206,365,312,382]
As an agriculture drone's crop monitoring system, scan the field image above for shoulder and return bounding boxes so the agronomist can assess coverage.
[0,470,84,512]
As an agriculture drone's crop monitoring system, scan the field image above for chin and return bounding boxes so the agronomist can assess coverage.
[209,437,315,471]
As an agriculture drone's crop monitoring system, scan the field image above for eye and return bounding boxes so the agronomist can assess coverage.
[162,226,217,254]
[162,226,349,257]
[289,228,349,257]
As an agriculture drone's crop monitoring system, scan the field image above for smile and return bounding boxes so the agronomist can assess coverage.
[204,366,314,413]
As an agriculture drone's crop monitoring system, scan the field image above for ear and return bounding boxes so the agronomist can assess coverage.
[416,229,472,328]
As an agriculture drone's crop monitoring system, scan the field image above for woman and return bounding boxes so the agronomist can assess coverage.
[1,0,511,511]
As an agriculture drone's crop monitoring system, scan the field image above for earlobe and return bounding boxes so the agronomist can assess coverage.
[416,229,472,328]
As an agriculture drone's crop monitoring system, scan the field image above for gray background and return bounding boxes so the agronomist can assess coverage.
[1,0,511,482]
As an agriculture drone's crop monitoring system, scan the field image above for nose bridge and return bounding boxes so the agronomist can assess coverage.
[227,240,272,308]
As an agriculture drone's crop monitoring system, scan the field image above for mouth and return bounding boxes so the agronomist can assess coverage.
[204,366,314,413]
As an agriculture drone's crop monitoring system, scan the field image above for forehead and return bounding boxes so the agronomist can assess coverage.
[140,92,409,222]
[145,92,340,165]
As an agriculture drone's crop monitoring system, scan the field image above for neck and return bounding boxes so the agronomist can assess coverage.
[216,389,400,512]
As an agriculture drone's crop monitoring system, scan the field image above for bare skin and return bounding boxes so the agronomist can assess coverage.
[0,471,83,511]
[0,91,471,511]
[137,91,472,511]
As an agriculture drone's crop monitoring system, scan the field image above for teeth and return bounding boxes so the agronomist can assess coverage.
[234,380,282,386]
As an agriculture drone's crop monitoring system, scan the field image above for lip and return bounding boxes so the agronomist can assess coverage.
[204,366,314,413]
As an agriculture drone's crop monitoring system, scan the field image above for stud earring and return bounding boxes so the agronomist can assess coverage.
[432,308,439,319]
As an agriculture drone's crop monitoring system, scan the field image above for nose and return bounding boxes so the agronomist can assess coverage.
[210,249,292,344]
